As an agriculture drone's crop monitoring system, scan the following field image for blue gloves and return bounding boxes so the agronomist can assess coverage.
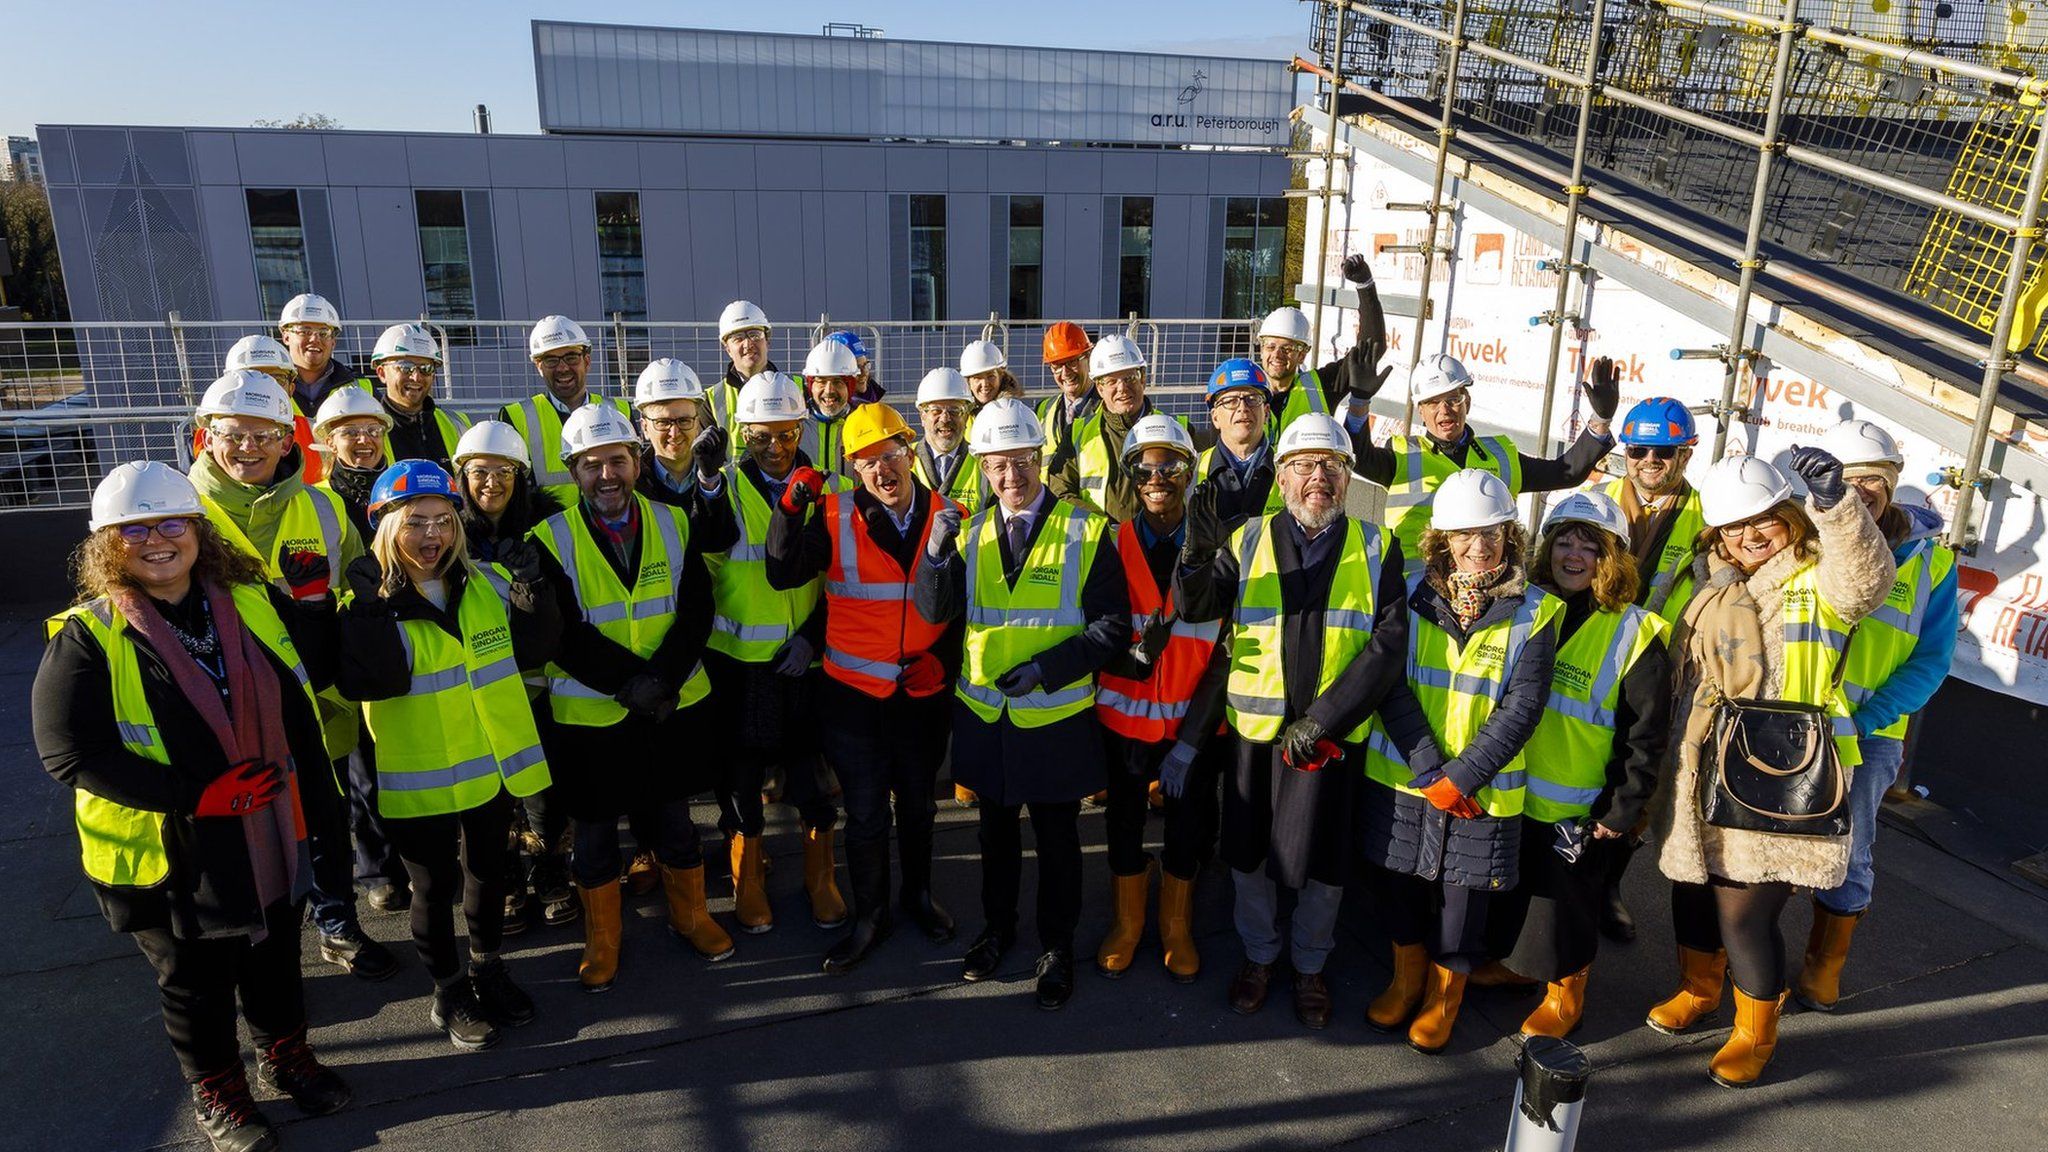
[995,661,1045,697]
[771,634,815,678]
[1158,741,1199,798]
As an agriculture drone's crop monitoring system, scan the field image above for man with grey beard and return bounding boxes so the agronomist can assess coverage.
[1177,413,1409,1030]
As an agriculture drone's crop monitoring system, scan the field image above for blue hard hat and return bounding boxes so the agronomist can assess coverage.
[1207,358,1270,403]
[1617,397,1698,447]
[368,459,463,527]
[828,330,870,359]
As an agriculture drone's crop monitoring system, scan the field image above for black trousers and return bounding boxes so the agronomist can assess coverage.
[716,748,839,837]
[343,739,405,889]
[385,790,514,984]
[822,678,946,847]
[1368,864,1493,974]
[131,899,307,1080]
[302,756,363,938]
[979,801,1083,954]
[1102,731,1221,879]
[573,799,704,888]
[1488,819,1610,982]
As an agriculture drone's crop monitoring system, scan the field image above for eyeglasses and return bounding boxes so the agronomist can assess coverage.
[1130,460,1191,483]
[535,352,586,370]
[1418,392,1471,411]
[724,330,768,346]
[400,514,456,534]
[1259,338,1306,358]
[1283,457,1347,478]
[644,416,700,435]
[333,425,386,442]
[386,362,437,379]
[211,428,291,449]
[1717,512,1785,538]
[850,445,910,472]
[283,325,333,342]
[464,465,517,486]
[743,428,802,449]
[116,517,192,544]
[1048,357,1088,376]
[982,456,1039,478]
[1625,445,1677,461]
[1211,393,1266,413]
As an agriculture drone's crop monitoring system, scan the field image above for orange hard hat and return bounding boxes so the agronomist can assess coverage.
[1042,321,1093,365]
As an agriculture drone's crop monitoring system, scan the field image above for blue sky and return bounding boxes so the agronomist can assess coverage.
[10,1,1307,140]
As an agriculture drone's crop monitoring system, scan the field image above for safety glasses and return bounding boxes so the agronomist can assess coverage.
[117,518,192,544]
[1625,445,1677,461]
[1130,460,1191,483]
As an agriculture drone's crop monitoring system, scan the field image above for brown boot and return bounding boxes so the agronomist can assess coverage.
[1470,959,1538,989]
[1407,964,1467,1054]
[624,850,660,898]
[1520,968,1590,1039]
[1647,947,1728,1035]
[1366,942,1429,1031]
[1157,871,1200,983]
[577,882,623,992]
[1095,867,1150,977]
[1794,902,1863,1012]
[729,832,772,933]
[803,827,848,929]
[1709,988,1786,1088]
[661,863,736,961]
[953,783,978,808]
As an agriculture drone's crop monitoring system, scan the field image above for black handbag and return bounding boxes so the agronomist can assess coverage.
[1698,697,1849,838]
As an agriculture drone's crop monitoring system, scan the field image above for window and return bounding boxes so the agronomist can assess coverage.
[909,194,947,322]
[595,191,646,320]
[1221,196,1289,319]
[1007,196,1042,321]
[414,190,475,321]
[1118,197,1153,319]
[245,189,309,320]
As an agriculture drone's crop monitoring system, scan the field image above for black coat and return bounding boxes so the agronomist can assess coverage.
[461,483,563,566]
[1192,442,1278,533]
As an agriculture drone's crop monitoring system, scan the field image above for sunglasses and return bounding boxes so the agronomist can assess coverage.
[1625,445,1678,460]
[1130,460,1191,483]
[117,518,193,544]
[1717,512,1785,538]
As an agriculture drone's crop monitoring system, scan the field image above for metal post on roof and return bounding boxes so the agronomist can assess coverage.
[1397,0,1468,435]
[165,311,194,404]
[1308,0,1347,358]
[610,312,629,396]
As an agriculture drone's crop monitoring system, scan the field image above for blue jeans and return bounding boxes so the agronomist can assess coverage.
[304,757,364,938]
[1817,737,1903,916]
[1232,869,1344,974]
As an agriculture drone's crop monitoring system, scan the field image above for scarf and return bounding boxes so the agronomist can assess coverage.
[1445,562,1510,629]
[109,579,304,939]
[1671,550,1770,751]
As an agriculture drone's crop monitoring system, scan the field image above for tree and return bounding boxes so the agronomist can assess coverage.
[251,113,342,130]
[0,180,69,321]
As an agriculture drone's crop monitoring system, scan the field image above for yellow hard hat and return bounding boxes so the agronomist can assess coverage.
[842,402,917,457]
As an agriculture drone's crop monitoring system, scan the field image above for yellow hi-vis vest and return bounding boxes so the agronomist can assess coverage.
[1074,409,1188,517]
[504,394,634,502]
[1841,537,1955,741]
[47,584,316,888]
[1268,367,1331,437]
[1522,604,1668,823]
[1774,561,1865,768]
[956,499,1106,728]
[1365,582,1564,817]
[1384,434,1523,574]
[1196,444,1286,516]
[362,572,552,819]
[533,495,712,726]
[914,446,984,516]
[1598,477,1706,627]
[1223,514,1389,744]
[705,467,825,663]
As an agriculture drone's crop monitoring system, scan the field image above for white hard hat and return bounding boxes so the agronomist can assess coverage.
[528,315,591,359]
[225,334,292,376]
[1819,419,1904,467]
[371,322,440,365]
[90,460,204,532]
[1274,412,1355,465]
[718,299,771,340]
[735,371,807,424]
[1258,306,1312,347]
[1699,454,1795,528]
[803,339,860,380]
[453,419,530,469]
[311,387,393,442]
[1089,333,1147,378]
[558,404,639,463]
[1120,412,1195,463]
[635,359,706,406]
[278,293,340,331]
[1431,469,1518,532]
[968,397,1045,455]
[196,369,294,428]
[959,339,1007,378]
[1407,354,1474,404]
[916,367,972,406]
[1542,490,1631,549]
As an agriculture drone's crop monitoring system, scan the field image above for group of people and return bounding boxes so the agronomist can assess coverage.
[33,259,1959,1152]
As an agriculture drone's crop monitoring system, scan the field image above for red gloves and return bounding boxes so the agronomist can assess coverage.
[781,466,828,514]
[1422,776,1483,819]
[900,650,949,698]
[1282,738,1346,773]
[195,761,285,818]
[278,549,331,600]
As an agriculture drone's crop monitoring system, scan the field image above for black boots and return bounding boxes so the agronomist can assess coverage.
[191,1066,277,1152]
[431,979,500,1051]
[254,1027,352,1116]
[825,840,895,975]
[896,817,955,943]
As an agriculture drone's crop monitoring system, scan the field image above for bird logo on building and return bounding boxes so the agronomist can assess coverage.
[1178,70,1206,105]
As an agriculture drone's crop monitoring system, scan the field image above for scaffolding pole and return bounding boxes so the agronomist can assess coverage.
[1308,1,1347,356]
[1398,0,1469,433]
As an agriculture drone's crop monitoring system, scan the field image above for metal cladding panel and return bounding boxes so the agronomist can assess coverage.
[534,22,1290,148]
[229,133,325,188]
[36,127,75,186]
[197,184,260,320]
[189,132,240,185]
[323,135,409,186]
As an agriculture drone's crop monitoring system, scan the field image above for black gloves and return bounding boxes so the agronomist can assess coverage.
[344,555,386,606]
[496,538,544,587]
[1585,356,1622,422]
[928,504,963,560]
[691,425,730,479]
[1788,445,1848,510]
[1341,253,1373,284]
[1133,609,1174,666]
[1181,481,1227,567]
[615,672,677,723]
[1281,717,1328,766]
[279,548,333,600]
[1348,255,1393,401]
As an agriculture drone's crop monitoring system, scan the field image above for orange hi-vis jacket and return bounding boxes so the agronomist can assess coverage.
[820,490,958,698]
[1095,520,1223,743]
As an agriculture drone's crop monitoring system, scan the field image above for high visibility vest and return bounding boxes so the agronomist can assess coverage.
[1364,582,1564,818]
[1096,520,1223,743]
[1597,478,1706,627]
[47,584,315,889]
[820,491,955,698]
[504,394,634,502]
[533,495,712,726]
[1037,394,1101,464]
[361,572,551,819]
[705,468,826,663]
[1074,408,1186,518]
[1267,367,1330,437]
[1196,444,1285,516]
[1522,604,1668,823]
[804,415,848,480]
[1773,561,1865,767]
[913,447,984,516]
[956,499,1106,727]
[1384,434,1523,573]
[1842,538,1954,740]
[1223,514,1389,744]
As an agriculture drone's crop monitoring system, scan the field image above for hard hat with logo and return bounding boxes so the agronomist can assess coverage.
[1090,333,1147,378]
[1274,412,1355,464]
[843,403,917,457]
[1699,454,1795,528]
[635,359,705,407]
[1206,357,1271,404]
[803,339,860,380]
[90,461,205,532]
[1618,397,1699,447]
[1042,321,1093,364]
[828,330,870,359]
[558,404,640,463]
[735,371,807,424]
[312,386,393,442]
[718,299,771,340]
[196,369,294,428]
[1431,469,1518,531]
[1542,489,1632,549]
[528,315,591,359]
[1407,354,1474,403]
[968,397,1045,455]
[368,459,463,528]
[278,293,341,332]
[1257,306,1313,347]
[1819,418,1904,467]
[916,367,972,407]
[1120,412,1195,464]
[225,334,293,377]
[453,419,530,470]
[372,322,441,365]
[959,339,1007,378]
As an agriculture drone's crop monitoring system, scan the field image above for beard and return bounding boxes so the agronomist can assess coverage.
[1285,493,1345,533]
